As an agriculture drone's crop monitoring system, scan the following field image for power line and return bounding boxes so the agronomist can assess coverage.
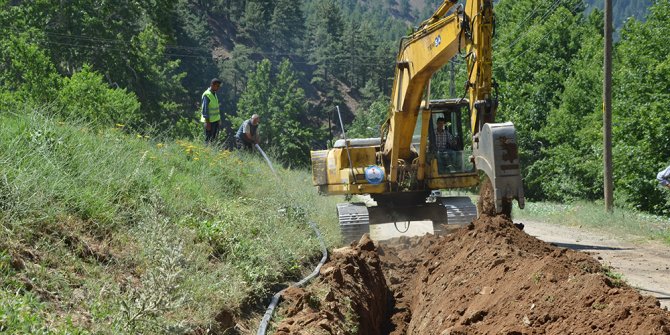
[39,39,394,67]
[493,1,547,49]
[496,0,582,68]
[5,25,398,61]
[504,0,563,51]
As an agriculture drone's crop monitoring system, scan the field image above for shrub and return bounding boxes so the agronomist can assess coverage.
[57,65,141,128]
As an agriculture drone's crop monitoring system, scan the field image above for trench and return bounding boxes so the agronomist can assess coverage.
[273,215,670,335]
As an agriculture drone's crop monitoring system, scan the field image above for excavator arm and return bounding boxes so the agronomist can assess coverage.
[383,0,524,214]
[384,0,463,171]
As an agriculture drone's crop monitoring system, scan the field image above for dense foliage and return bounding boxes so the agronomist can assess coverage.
[1,0,668,214]
[0,0,417,165]
[485,0,670,214]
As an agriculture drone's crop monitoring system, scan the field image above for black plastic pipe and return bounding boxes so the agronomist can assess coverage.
[256,221,328,335]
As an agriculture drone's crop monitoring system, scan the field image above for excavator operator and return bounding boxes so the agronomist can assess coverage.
[434,117,459,173]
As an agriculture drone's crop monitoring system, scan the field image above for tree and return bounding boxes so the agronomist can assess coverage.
[239,1,267,45]
[347,96,389,139]
[494,0,589,199]
[127,24,187,128]
[237,59,318,166]
[0,32,60,106]
[57,65,141,127]
[268,59,315,166]
[611,0,670,214]
[269,0,305,55]
[531,11,604,201]
[0,5,60,105]
[237,59,273,132]
[305,0,346,88]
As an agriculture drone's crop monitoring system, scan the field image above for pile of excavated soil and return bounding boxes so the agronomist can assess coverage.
[273,234,390,335]
[273,215,670,334]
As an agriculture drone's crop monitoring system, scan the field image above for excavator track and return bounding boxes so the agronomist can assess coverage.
[438,195,477,226]
[337,196,477,243]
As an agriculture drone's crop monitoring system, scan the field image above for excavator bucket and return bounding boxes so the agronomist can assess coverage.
[473,122,525,215]
[336,202,370,244]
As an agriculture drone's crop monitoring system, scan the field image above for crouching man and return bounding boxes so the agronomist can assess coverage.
[235,114,260,151]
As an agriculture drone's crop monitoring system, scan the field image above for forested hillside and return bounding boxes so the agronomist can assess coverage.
[0,0,418,164]
[0,0,666,212]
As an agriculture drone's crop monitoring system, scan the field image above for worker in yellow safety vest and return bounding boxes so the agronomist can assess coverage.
[201,78,223,144]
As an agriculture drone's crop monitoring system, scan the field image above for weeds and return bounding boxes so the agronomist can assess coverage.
[514,201,670,244]
[342,296,360,335]
[0,112,342,332]
[602,265,626,288]
[592,302,608,310]
[531,272,543,284]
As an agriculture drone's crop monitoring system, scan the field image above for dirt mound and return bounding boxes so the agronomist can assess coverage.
[274,215,670,334]
[273,234,391,335]
[399,215,670,334]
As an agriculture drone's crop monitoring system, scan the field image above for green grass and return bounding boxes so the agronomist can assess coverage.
[513,201,670,244]
[602,265,626,287]
[0,110,342,333]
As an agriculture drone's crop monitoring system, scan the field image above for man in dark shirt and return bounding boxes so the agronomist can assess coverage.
[434,117,460,173]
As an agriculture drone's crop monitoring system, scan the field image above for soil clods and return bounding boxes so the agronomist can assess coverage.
[274,215,670,334]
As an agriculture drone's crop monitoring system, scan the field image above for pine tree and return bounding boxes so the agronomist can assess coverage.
[239,1,267,45]
[269,59,314,166]
[270,0,305,56]
[611,0,670,213]
[305,0,346,88]
[237,59,273,138]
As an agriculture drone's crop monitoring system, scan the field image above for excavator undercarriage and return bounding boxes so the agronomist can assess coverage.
[336,193,478,244]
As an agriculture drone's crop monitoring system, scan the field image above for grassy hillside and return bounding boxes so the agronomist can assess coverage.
[0,110,342,333]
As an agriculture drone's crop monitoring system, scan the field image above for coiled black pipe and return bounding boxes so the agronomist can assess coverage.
[256,221,328,335]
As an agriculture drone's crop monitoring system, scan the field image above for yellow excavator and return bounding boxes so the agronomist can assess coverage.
[311,0,524,242]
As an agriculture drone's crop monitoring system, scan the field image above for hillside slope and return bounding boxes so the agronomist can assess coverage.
[0,112,341,333]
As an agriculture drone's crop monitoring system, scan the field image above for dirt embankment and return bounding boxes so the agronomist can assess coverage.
[274,215,670,334]
[273,234,390,335]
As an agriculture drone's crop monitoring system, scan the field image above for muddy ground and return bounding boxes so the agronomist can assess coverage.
[272,215,670,334]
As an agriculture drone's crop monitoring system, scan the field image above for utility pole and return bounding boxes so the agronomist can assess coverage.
[603,0,613,213]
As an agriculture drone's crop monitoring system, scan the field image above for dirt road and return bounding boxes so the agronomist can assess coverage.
[523,220,670,309]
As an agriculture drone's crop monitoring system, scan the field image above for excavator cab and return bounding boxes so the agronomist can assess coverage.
[426,99,475,175]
